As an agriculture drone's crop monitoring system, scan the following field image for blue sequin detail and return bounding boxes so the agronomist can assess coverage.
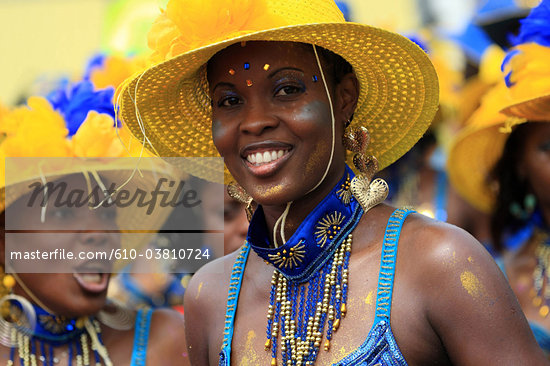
[130,308,153,366]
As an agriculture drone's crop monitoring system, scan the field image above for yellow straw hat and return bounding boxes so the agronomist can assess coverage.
[447,82,515,213]
[448,45,550,213]
[117,0,439,183]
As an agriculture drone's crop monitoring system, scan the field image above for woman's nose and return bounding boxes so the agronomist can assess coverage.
[239,103,279,135]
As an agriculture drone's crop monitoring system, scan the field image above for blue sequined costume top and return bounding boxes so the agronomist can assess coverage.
[219,208,412,365]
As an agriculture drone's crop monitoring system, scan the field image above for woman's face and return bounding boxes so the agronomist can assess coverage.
[2,174,119,317]
[208,41,357,206]
[521,122,550,212]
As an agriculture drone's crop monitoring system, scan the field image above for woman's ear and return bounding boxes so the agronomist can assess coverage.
[336,73,359,123]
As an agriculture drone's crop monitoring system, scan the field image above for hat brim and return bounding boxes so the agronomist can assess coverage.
[501,93,550,122]
[447,122,507,213]
[1,158,181,271]
[119,22,439,183]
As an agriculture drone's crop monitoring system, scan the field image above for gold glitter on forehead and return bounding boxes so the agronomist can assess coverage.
[228,69,236,75]
[263,63,270,71]
[246,79,253,87]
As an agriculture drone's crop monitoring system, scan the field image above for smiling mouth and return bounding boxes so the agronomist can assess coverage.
[245,149,290,165]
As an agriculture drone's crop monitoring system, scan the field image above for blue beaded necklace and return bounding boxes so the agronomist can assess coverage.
[248,166,362,365]
[6,303,111,365]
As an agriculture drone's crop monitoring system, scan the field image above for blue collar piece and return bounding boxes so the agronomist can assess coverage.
[30,305,87,345]
[247,165,363,283]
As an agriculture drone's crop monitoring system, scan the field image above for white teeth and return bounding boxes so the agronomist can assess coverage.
[76,273,101,283]
[246,150,288,165]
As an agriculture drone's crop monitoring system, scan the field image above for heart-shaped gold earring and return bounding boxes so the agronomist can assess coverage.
[343,126,389,213]
[350,176,388,214]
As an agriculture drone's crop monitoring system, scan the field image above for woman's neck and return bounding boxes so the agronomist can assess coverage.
[261,164,346,246]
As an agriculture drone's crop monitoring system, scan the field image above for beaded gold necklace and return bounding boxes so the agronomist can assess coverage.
[532,231,550,318]
[247,166,361,366]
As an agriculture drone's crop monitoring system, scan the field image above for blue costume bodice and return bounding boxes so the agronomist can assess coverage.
[219,208,412,366]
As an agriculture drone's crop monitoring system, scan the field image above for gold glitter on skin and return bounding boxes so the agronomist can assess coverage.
[229,69,236,75]
[255,183,286,200]
[195,282,203,300]
[246,79,253,87]
[460,271,485,299]
[364,290,374,305]
[304,143,327,179]
[263,63,270,71]
[239,330,259,365]
[468,256,474,263]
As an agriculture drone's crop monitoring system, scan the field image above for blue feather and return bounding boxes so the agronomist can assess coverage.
[508,0,550,47]
[501,48,521,72]
[405,35,429,54]
[504,71,515,88]
[83,53,107,80]
[46,80,115,136]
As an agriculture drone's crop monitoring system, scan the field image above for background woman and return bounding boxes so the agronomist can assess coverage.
[0,81,189,364]
[448,1,550,354]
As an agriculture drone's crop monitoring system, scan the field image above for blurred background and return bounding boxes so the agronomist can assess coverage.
[0,0,539,106]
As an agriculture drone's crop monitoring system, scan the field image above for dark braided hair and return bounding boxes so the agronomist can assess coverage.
[490,123,534,251]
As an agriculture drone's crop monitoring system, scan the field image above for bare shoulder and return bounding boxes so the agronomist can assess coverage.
[397,212,505,307]
[147,308,189,365]
[395,213,548,365]
[400,212,492,267]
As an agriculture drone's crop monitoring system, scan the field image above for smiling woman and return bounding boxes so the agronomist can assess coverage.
[118,0,548,365]
[0,82,189,365]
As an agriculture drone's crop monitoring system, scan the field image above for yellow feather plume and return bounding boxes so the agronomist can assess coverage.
[148,0,288,63]
[504,43,550,102]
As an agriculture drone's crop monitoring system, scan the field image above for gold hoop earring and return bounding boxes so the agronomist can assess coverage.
[0,294,37,347]
[227,181,254,221]
[343,127,388,213]
[97,299,135,331]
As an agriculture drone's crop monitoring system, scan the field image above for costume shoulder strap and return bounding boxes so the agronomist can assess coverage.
[219,243,251,365]
[130,308,153,366]
[373,208,414,325]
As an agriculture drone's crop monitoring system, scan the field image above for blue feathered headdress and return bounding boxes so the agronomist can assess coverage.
[508,0,550,47]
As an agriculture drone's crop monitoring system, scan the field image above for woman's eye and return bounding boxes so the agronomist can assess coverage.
[99,208,117,221]
[51,208,74,220]
[275,85,303,97]
[539,140,550,152]
[219,96,241,107]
